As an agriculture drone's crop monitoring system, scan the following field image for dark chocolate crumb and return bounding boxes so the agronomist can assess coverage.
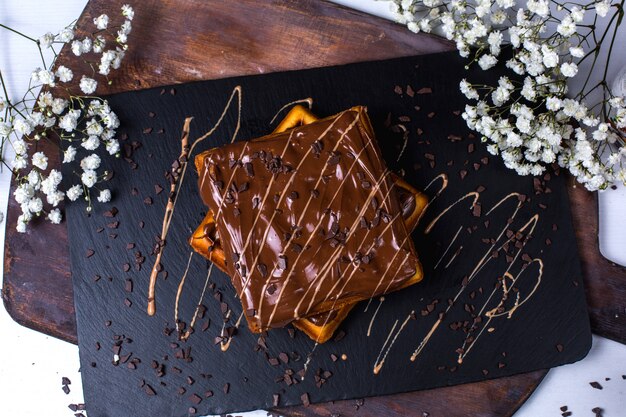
[589,381,603,390]
[143,384,156,396]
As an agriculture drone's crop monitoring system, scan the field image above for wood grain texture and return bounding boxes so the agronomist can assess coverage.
[275,370,547,417]
[0,0,618,415]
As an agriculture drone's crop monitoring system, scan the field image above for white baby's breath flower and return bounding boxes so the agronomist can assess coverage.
[561,62,578,77]
[58,27,75,43]
[14,119,33,136]
[546,97,562,111]
[37,92,54,108]
[56,66,73,82]
[58,109,81,132]
[51,98,69,115]
[71,40,83,56]
[27,197,43,214]
[82,135,100,150]
[527,0,550,17]
[14,183,35,204]
[47,208,62,224]
[13,155,28,170]
[478,54,498,70]
[16,215,28,233]
[66,184,83,201]
[97,189,111,203]
[541,45,559,68]
[63,146,77,163]
[79,76,98,95]
[459,79,479,100]
[39,32,54,49]
[595,0,611,18]
[27,170,41,189]
[81,170,98,188]
[106,139,120,155]
[121,4,135,20]
[86,118,104,136]
[570,46,585,58]
[81,37,92,54]
[93,14,109,30]
[93,35,106,53]
[488,31,503,56]
[570,6,585,22]
[557,16,576,37]
[80,154,101,170]
[47,191,64,207]
[31,152,48,170]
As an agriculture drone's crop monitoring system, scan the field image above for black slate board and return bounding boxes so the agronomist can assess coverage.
[65,51,591,417]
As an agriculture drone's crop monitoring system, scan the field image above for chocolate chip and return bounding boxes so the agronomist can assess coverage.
[256,263,268,278]
[266,283,277,295]
[288,191,299,200]
[189,393,202,405]
[223,383,230,394]
[143,384,156,396]
[244,162,254,177]
[589,381,603,390]
[327,152,341,165]
[301,393,310,407]
[62,385,70,395]
[85,249,95,258]
[273,394,280,407]
[416,87,432,94]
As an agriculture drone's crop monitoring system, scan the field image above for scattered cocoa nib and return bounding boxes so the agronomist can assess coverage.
[589,381,603,390]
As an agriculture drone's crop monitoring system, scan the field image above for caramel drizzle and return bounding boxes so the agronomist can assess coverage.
[456,217,541,364]
[366,296,385,337]
[433,226,463,269]
[234,112,355,303]
[269,98,313,125]
[256,128,377,321]
[373,311,414,375]
[174,251,195,332]
[147,86,242,316]
[409,193,538,363]
[288,171,395,320]
[362,173,448,315]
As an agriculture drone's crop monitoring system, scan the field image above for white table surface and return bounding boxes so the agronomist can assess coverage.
[0,1,624,416]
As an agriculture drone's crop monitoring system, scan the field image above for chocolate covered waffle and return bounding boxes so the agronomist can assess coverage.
[190,105,426,342]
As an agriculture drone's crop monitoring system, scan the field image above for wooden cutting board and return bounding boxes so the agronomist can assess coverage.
[1,0,624,416]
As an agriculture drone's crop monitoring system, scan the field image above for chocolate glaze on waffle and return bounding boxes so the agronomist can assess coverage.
[195,107,419,332]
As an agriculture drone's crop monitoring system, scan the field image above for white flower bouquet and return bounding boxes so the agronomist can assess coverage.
[0,4,134,232]
[388,0,626,190]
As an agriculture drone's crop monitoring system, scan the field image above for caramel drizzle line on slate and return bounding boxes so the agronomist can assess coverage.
[147,86,242,317]
[409,193,543,364]
[373,311,415,375]
[458,259,544,363]
[256,117,377,322]
[234,112,358,309]
[456,217,542,364]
